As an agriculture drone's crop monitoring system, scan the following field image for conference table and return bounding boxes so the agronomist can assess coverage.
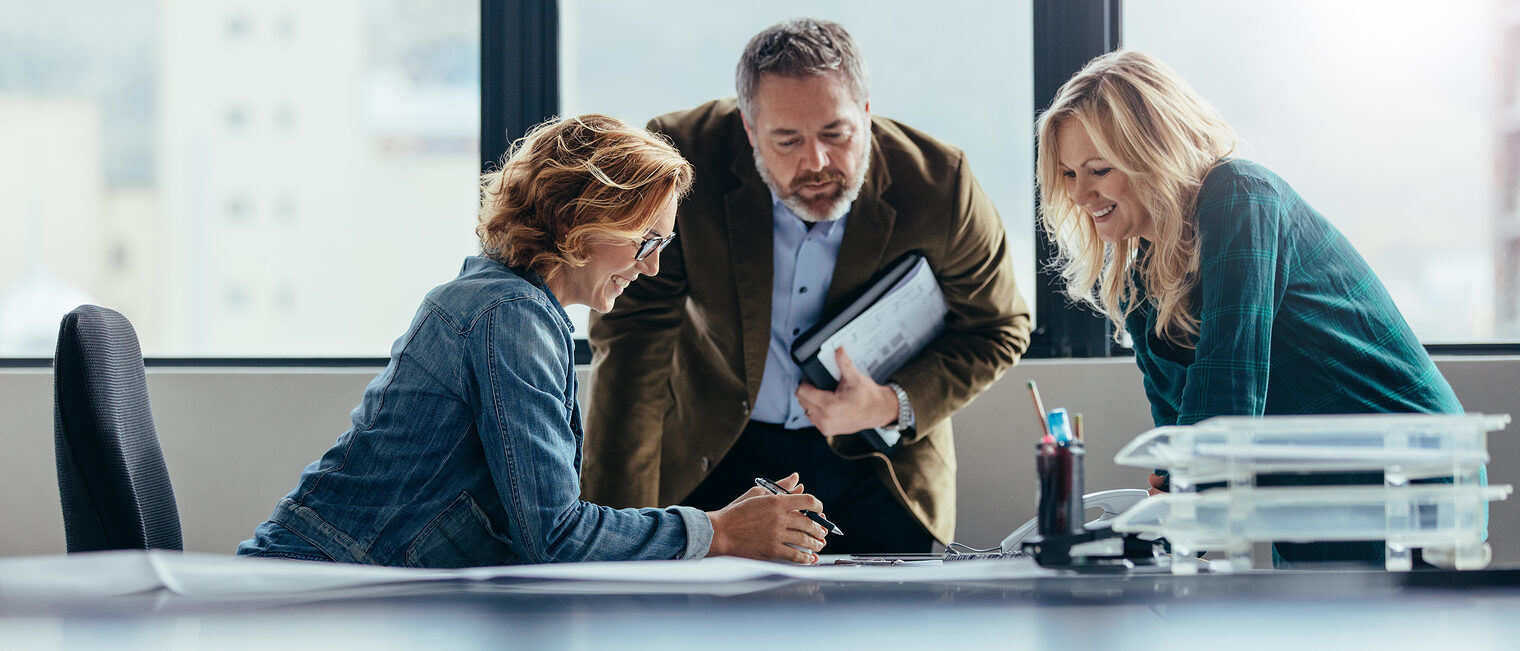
[3,551,1519,650]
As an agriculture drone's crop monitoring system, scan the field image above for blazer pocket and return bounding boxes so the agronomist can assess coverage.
[405,491,520,568]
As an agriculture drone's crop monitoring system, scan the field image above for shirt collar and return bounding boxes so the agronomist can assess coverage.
[770,191,848,237]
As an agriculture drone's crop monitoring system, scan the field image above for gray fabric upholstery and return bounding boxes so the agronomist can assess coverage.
[53,305,182,552]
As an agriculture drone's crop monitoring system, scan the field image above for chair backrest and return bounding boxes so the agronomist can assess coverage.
[52,304,182,552]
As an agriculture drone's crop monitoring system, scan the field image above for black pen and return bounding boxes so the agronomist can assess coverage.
[754,477,844,536]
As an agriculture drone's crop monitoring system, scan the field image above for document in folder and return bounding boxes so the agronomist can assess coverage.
[790,252,949,432]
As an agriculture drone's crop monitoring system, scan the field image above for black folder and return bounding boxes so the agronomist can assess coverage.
[789,251,947,453]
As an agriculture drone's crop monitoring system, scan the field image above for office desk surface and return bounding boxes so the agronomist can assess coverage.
[5,562,1520,651]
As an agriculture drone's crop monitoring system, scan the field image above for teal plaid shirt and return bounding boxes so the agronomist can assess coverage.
[1127,159,1461,427]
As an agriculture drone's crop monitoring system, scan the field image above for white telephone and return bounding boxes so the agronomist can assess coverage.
[999,488,1150,552]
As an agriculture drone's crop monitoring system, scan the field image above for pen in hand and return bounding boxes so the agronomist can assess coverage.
[754,477,844,536]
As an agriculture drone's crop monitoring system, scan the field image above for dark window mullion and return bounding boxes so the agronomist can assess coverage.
[483,0,579,361]
[481,0,559,174]
[1027,0,1121,359]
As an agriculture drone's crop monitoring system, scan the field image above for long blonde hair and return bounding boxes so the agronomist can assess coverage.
[1035,50,1236,347]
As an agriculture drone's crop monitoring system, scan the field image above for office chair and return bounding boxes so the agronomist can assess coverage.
[52,304,183,552]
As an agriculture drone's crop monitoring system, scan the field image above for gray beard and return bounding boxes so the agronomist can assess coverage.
[752,139,871,223]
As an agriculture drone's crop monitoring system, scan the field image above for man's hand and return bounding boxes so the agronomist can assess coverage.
[706,473,829,564]
[795,348,899,437]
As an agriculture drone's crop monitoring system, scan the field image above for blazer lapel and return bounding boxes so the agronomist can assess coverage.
[827,129,896,309]
[724,150,775,400]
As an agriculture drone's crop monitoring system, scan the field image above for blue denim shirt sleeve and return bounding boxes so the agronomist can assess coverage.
[673,506,713,559]
[473,295,703,562]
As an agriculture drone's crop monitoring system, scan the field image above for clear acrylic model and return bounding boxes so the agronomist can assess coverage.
[1110,414,1511,573]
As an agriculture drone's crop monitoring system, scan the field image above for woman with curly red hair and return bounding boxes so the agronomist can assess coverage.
[239,114,830,567]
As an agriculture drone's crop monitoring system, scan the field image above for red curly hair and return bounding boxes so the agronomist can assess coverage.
[477,114,693,281]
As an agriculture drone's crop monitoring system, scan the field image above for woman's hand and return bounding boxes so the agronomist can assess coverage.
[724,472,804,506]
[707,475,830,564]
[1148,473,1167,496]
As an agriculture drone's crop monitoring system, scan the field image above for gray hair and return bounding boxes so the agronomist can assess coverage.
[735,18,870,119]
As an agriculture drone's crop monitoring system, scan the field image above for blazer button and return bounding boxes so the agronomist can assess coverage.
[701,456,710,472]
[740,400,750,415]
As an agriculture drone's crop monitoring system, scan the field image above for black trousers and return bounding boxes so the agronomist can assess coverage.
[681,420,933,555]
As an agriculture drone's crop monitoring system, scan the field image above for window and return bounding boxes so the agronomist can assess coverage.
[1125,0,1510,343]
[0,0,481,356]
[5,1,1508,361]
[558,0,1036,334]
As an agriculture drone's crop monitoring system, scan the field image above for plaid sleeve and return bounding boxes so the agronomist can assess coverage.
[1176,171,1292,425]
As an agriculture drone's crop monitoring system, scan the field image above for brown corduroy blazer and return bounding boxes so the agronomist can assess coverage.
[582,99,1031,544]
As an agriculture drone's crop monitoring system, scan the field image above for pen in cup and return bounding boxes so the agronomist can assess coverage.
[754,477,844,536]
[1027,380,1051,439]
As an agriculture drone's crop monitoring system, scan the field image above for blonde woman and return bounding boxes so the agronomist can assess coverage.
[1036,51,1465,566]
[239,114,830,567]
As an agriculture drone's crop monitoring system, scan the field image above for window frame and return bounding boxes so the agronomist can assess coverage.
[1025,0,1121,358]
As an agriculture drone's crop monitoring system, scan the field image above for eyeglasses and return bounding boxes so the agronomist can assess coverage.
[634,231,677,261]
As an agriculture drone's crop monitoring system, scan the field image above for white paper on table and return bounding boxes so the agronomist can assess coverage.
[0,550,163,599]
[816,256,947,382]
[0,551,788,600]
[154,551,460,596]
[770,556,1049,582]
[0,550,1054,601]
[160,553,785,597]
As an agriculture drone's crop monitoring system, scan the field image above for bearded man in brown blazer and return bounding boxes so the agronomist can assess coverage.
[583,18,1031,553]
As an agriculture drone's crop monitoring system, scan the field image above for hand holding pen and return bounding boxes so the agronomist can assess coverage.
[704,472,831,564]
[755,476,844,535]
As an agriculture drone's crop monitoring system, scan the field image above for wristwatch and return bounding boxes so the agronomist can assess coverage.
[874,382,915,449]
[886,382,915,431]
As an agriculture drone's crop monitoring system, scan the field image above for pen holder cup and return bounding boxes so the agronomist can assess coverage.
[1036,440,1086,537]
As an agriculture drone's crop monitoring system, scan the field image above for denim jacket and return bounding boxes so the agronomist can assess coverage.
[237,256,712,567]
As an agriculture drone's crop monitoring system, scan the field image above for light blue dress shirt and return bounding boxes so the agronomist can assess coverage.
[751,196,848,429]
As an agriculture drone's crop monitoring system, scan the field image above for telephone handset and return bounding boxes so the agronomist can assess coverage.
[1000,488,1150,553]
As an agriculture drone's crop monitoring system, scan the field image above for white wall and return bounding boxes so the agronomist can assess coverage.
[4,357,1517,562]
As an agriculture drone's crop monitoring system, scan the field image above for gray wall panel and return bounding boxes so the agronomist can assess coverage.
[3,358,1515,563]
